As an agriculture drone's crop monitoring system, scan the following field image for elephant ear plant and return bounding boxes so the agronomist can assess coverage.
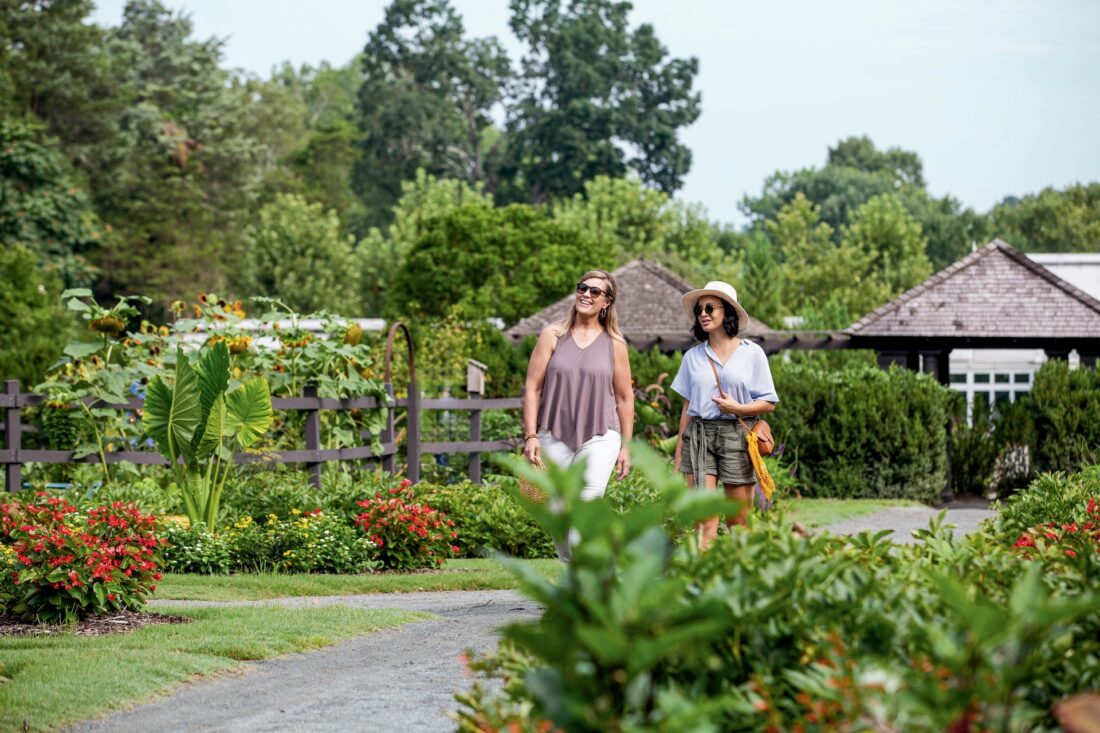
[143,341,273,530]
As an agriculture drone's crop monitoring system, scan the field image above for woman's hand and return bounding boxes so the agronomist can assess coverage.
[711,394,750,415]
[523,436,544,469]
[615,446,631,480]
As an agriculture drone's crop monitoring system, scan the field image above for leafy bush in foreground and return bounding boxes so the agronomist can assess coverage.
[456,448,1100,733]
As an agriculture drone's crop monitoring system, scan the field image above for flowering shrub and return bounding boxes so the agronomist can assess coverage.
[997,465,1100,538]
[160,522,233,574]
[162,510,374,574]
[0,493,164,622]
[1012,496,1100,560]
[356,480,458,570]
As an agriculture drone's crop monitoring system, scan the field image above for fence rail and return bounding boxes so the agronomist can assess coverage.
[1,379,522,492]
[2,322,523,492]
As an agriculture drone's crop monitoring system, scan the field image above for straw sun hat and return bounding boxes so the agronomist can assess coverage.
[681,281,751,333]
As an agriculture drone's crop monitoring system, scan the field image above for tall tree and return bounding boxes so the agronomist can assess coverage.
[743,136,987,270]
[395,203,603,324]
[358,170,493,315]
[242,194,360,314]
[353,0,508,228]
[989,183,1100,253]
[0,0,120,159]
[89,0,261,307]
[550,175,714,270]
[0,244,71,385]
[841,193,932,298]
[827,135,925,188]
[0,120,103,288]
[500,0,700,203]
[244,60,367,227]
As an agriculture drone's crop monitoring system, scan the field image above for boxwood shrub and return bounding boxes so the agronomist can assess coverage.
[770,361,951,503]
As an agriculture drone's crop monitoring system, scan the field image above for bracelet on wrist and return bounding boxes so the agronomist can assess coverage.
[523,433,539,442]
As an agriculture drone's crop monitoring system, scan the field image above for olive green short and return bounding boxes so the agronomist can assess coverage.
[681,418,756,486]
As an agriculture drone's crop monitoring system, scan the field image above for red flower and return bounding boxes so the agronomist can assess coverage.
[1014,535,1036,548]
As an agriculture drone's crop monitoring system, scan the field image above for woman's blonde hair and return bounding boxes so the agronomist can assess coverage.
[552,269,625,342]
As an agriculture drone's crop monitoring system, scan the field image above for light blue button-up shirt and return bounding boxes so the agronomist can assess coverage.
[671,340,779,419]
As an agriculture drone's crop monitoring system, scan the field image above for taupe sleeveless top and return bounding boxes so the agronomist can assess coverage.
[538,330,620,451]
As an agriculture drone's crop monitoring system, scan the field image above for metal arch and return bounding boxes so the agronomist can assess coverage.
[383,322,420,482]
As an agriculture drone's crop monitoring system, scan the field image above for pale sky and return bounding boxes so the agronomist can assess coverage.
[90,0,1100,226]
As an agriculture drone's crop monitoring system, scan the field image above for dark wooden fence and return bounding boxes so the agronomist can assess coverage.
[1,323,522,492]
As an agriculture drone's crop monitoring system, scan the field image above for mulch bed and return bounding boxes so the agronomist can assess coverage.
[0,610,193,637]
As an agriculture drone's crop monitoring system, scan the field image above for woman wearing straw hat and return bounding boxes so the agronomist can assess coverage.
[522,269,635,560]
[671,281,778,550]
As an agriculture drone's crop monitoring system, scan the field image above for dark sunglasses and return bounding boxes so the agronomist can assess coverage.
[576,283,609,299]
[693,303,724,317]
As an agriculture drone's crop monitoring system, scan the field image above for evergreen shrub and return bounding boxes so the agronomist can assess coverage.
[769,361,951,503]
[1031,360,1100,473]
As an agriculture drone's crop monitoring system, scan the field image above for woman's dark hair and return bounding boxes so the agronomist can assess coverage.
[691,302,740,341]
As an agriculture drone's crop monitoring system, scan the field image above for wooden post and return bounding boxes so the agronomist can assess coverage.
[381,382,396,474]
[303,385,322,489]
[468,398,482,484]
[466,360,487,484]
[4,380,22,493]
[406,383,421,484]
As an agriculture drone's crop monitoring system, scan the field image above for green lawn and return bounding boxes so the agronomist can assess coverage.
[0,605,428,733]
[157,558,563,601]
[783,498,922,528]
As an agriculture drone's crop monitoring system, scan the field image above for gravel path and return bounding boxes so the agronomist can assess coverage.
[66,590,537,733]
[822,503,997,543]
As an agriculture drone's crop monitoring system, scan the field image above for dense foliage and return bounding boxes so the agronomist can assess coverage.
[1031,360,1100,474]
[770,361,952,503]
[4,0,1089,340]
[0,244,72,386]
[456,449,1100,733]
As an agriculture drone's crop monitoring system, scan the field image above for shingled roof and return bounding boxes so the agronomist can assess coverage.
[506,258,775,351]
[847,240,1100,342]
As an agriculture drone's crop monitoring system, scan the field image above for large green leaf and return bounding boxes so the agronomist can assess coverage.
[142,347,201,464]
[191,341,230,454]
[195,393,227,461]
[225,377,272,448]
[143,377,174,458]
[63,341,103,359]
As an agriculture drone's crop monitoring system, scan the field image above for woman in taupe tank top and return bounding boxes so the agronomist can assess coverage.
[522,270,635,559]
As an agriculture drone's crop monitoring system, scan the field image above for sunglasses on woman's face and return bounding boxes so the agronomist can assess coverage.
[694,303,724,317]
[576,283,608,299]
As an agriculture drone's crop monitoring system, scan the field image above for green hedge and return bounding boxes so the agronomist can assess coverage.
[1032,360,1100,474]
[770,361,951,503]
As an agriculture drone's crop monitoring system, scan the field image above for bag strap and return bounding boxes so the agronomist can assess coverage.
[707,355,755,434]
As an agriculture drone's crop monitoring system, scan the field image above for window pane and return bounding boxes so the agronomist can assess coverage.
[995,391,1011,405]
[974,373,991,384]
[950,373,967,383]
[995,374,1010,383]
[1014,373,1031,383]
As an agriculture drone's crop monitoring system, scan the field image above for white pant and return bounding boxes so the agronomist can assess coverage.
[538,429,622,500]
[538,429,621,561]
